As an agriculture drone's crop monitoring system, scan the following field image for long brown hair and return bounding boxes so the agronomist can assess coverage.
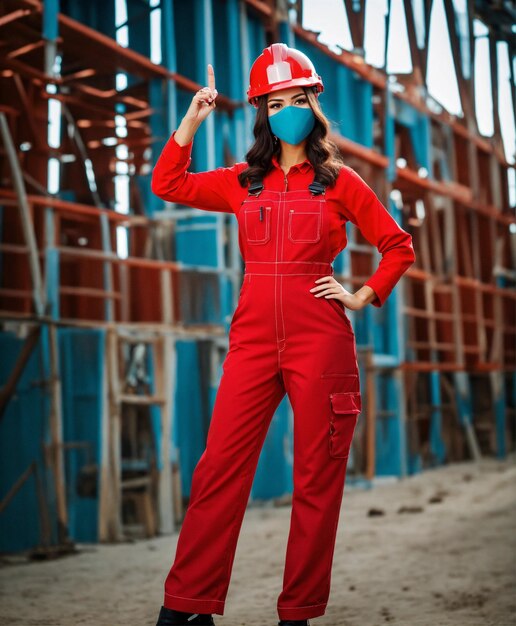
[237,86,344,189]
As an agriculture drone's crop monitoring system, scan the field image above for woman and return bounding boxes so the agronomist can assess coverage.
[151,43,415,626]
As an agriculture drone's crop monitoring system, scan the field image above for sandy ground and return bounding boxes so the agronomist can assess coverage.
[1,455,515,626]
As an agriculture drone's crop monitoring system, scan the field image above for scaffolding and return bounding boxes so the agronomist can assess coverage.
[0,0,514,554]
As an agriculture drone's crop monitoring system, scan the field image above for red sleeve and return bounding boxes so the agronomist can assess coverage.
[151,130,243,213]
[340,166,416,307]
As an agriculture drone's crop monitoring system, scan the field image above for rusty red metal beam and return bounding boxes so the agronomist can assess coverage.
[0,7,34,29]
[292,23,386,89]
[242,0,274,18]
[329,132,389,168]
[292,22,509,168]
[343,0,366,51]
[4,0,240,112]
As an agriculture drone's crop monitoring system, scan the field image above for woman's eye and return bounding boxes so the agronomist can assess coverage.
[268,99,305,109]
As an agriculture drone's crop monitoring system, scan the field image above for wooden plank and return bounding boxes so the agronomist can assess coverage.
[160,269,173,325]
[106,329,123,541]
[0,243,29,254]
[119,394,166,406]
[121,476,151,489]
[364,349,376,480]
[153,335,174,534]
[59,286,121,300]
[47,323,69,542]
[98,339,112,542]
[119,264,130,324]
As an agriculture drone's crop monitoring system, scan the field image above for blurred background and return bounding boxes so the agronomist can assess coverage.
[0,2,514,621]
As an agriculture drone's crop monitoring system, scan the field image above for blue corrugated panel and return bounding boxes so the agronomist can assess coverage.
[173,341,208,498]
[429,371,446,464]
[0,331,53,553]
[374,373,406,476]
[58,328,106,543]
[252,397,294,500]
[393,98,431,173]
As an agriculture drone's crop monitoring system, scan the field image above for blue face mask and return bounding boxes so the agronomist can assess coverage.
[269,106,315,146]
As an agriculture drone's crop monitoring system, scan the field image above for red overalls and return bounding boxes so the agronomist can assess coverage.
[151,132,416,621]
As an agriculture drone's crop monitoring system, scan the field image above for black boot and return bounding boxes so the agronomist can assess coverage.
[156,605,215,625]
[278,620,310,626]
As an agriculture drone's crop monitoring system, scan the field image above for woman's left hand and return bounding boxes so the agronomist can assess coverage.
[309,276,374,311]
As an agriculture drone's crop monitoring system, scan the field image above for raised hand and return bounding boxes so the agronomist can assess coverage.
[184,63,218,125]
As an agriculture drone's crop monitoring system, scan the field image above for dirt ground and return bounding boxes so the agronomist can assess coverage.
[1,454,515,626]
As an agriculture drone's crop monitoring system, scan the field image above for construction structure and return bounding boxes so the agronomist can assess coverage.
[0,0,514,555]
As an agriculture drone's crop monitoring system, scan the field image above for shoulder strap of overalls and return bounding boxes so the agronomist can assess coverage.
[247,174,327,196]
[248,178,264,195]
[308,180,326,195]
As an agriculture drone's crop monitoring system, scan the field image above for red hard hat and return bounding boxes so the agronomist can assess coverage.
[247,43,324,107]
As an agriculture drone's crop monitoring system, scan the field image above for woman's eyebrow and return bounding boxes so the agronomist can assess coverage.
[268,92,305,103]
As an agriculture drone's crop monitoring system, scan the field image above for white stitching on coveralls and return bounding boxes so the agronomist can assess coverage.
[279,193,286,348]
[274,191,281,366]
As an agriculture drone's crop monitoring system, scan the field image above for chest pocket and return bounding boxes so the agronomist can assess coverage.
[243,204,272,245]
[288,200,323,243]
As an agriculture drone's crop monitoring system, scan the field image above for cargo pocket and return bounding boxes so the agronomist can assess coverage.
[328,391,361,459]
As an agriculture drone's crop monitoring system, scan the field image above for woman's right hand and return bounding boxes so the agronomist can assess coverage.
[184,64,218,125]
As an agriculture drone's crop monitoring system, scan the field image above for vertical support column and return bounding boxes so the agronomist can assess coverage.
[442,197,465,365]
[454,371,482,461]
[106,329,123,540]
[148,0,178,216]
[43,322,70,544]
[238,0,254,151]
[364,349,376,479]
[160,269,173,325]
[161,0,178,133]
[194,0,216,172]
[390,187,411,474]
[42,0,71,546]
[119,262,130,323]
[398,368,409,477]
[490,370,507,459]
[98,331,112,541]
[384,85,396,183]
[194,0,225,277]
[277,0,295,48]
[429,370,446,463]
[226,0,246,311]
[154,334,175,533]
[100,214,114,321]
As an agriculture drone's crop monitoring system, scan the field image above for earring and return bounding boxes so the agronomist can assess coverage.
[273,135,278,144]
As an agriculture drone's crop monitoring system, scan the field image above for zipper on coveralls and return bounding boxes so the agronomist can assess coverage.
[277,171,288,354]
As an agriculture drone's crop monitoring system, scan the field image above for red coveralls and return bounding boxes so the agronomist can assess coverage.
[151,131,415,621]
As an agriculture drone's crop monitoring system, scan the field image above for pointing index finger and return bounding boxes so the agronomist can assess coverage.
[207,64,216,93]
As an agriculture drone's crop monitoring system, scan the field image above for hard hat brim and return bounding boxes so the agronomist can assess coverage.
[247,77,324,107]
